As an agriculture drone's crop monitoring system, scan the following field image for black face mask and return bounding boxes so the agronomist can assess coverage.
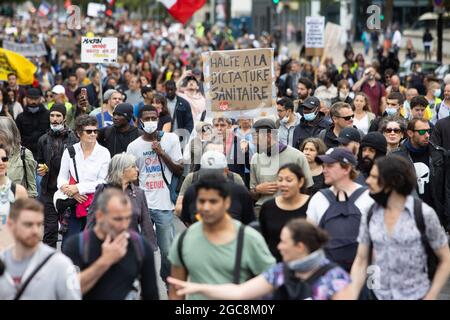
[369,189,392,208]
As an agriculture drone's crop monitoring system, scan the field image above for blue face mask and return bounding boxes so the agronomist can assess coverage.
[385,107,398,116]
[303,109,318,122]
[434,89,441,98]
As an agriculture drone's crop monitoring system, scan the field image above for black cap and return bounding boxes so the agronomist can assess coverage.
[50,103,67,118]
[317,147,357,166]
[361,132,387,154]
[300,96,320,110]
[26,87,42,99]
[141,84,153,96]
[114,103,133,122]
[253,118,276,130]
[337,127,361,145]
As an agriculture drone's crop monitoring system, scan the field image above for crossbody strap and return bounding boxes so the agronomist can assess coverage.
[233,224,246,284]
[14,252,56,300]
[68,145,79,182]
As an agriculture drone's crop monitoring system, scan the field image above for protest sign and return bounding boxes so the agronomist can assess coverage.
[0,48,37,85]
[202,48,276,119]
[81,37,118,64]
[54,36,78,53]
[87,2,106,17]
[305,16,325,56]
[2,40,47,57]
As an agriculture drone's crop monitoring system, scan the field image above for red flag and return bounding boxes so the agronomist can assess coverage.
[158,0,206,24]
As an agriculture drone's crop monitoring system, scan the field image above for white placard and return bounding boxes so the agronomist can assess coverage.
[2,40,47,57]
[87,2,106,17]
[81,37,118,64]
[305,16,325,48]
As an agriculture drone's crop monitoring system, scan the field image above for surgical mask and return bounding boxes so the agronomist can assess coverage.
[369,189,392,208]
[280,113,290,124]
[50,123,64,132]
[434,89,441,98]
[339,92,348,101]
[142,121,158,134]
[385,107,398,116]
[287,249,326,273]
[303,110,317,122]
[28,106,40,113]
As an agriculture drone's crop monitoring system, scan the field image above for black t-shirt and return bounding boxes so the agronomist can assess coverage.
[157,114,172,131]
[259,197,310,262]
[309,173,328,195]
[410,150,433,207]
[63,230,159,300]
[181,181,256,225]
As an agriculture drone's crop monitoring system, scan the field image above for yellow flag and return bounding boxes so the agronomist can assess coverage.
[0,48,37,85]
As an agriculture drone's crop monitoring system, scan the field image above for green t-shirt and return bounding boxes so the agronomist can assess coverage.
[168,219,276,300]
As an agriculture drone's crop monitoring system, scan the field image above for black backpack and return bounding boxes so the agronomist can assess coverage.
[366,197,438,281]
[273,262,338,300]
[318,187,367,271]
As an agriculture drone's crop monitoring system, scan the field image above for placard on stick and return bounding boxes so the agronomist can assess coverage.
[202,48,276,119]
[305,16,325,57]
[81,37,118,64]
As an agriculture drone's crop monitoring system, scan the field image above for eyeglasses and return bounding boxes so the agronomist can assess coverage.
[0,156,8,162]
[414,129,431,136]
[384,128,401,134]
[338,114,354,121]
[83,129,98,135]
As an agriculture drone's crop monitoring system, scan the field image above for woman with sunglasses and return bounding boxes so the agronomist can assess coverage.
[168,219,351,300]
[0,144,28,250]
[57,115,111,249]
[85,153,157,251]
[352,92,375,135]
[379,116,407,153]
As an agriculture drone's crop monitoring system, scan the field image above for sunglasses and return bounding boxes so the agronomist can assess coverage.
[0,156,8,162]
[338,114,354,121]
[414,129,431,136]
[384,128,401,134]
[83,129,98,135]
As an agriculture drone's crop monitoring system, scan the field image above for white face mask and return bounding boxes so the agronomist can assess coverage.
[50,123,64,132]
[142,121,158,134]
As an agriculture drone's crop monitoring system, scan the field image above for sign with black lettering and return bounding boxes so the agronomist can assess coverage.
[81,37,118,64]
[202,48,276,118]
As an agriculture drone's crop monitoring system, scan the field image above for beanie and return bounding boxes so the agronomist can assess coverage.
[360,132,387,155]
[50,103,67,118]
[114,103,133,122]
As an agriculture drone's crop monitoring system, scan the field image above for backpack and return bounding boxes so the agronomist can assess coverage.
[177,224,248,284]
[19,146,28,190]
[366,197,438,281]
[273,262,338,300]
[318,187,367,271]
[78,229,145,269]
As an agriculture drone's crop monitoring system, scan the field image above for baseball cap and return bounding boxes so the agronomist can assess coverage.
[317,147,357,166]
[52,85,66,95]
[26,87,42,99]
[337,127,361,145]
[300,96,320,110]
[141,84,153,96]
[253,118,276,130]
[200,151,228,169]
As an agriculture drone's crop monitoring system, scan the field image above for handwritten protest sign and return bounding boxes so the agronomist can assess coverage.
[305,16,325,56]
[202,48,276,118]
[81,37,118,64]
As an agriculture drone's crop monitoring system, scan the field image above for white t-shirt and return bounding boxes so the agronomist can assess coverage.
[353,113,370,135]
[127,134,182,210]
[306,185,375,225]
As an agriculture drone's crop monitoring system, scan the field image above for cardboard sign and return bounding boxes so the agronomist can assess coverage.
[2,40,47,57]
[81,37,118,64]
[202,48,276,118]
[54,36,78,53]
[305,16,325,56]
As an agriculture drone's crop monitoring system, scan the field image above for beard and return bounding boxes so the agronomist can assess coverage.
[16,233,41,249]
[358,156,374,176]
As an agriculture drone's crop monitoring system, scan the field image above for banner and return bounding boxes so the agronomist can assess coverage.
[54,36,77,53]
[202,48,276,119]
[2,40,47,57]
[81,37,118,64]
[0,48,37,85]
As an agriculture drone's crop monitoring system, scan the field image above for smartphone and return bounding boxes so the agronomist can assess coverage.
[81,88,87,98]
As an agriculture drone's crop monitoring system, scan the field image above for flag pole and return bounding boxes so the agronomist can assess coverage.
[96,63,104,128]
